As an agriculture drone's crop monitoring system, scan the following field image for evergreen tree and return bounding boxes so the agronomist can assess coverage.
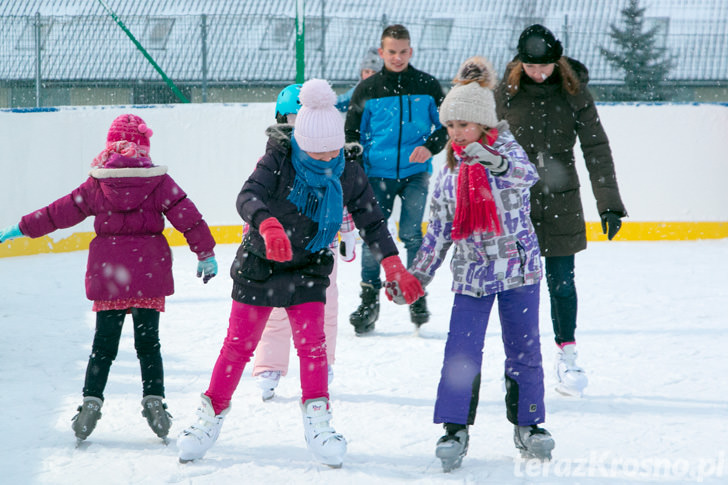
[599,0,674,101]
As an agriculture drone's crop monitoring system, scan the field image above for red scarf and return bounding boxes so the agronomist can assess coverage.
[451,129,502,240]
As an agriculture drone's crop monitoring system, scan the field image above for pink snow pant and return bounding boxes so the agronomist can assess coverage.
[252,257,338,376]
[205,300,328,414]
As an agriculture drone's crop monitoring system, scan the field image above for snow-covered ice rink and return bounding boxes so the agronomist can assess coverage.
[1,239,726,484]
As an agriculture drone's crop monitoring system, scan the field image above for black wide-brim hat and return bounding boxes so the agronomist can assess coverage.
[517,24,563,64]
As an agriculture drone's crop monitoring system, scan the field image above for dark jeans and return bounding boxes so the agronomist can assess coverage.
[83,308,164,400]
[544,255,577,345]
[360,172,430,289]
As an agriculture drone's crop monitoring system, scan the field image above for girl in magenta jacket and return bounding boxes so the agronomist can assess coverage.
[0,114,217,444]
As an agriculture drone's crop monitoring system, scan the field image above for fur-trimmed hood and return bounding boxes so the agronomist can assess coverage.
[264,123,294,155]
[89,156,168,211]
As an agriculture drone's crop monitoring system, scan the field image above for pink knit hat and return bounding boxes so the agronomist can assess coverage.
[293,79,345,153]
[107,114,153,149]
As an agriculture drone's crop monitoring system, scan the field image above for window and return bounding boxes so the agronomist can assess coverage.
[144,18,175,50]
[420,18,453,50]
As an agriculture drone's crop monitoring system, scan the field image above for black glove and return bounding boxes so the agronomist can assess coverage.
[344,142,363,164]
[600,211,622,240]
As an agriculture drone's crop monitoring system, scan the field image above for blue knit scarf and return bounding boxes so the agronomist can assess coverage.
[288,136,345,252]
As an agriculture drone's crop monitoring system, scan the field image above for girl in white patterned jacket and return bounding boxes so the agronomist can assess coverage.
[396,57,554,471]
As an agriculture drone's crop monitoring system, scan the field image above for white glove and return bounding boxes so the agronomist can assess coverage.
[463,142,507,174]
[339,230,357,262]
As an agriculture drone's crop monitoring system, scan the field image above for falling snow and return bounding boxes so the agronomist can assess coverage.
[1,239,726,484]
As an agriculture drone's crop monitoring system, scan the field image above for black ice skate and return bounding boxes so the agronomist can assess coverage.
[71,396,103,444]
[409,294,430,327]
[435,423,469,472]
[141,395,172,442]
[514,424,554,460]
[349,283,379,335]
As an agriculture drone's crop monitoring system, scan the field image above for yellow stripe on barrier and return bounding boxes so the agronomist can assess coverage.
[0,222,726,258]
[585,221,728,241]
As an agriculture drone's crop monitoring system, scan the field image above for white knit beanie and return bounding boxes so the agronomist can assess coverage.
[439,56,499,128]
[293,79,345,152]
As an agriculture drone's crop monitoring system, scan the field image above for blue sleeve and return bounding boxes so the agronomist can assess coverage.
[336,86,356,112]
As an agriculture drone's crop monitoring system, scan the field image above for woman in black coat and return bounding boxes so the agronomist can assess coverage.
[495,24,627,397]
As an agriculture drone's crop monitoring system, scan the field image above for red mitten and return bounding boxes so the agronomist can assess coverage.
[259,217,292,262]
[381,255,424,305]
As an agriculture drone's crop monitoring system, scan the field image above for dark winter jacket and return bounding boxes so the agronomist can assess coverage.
[231,125,397,307]
[19,156,215,301]
[495,57,627,256]
[345,65,447,179]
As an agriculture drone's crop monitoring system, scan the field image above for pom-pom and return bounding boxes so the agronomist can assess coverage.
[299,78,337,109]
[452,56,497,89]
[137,123,153,137]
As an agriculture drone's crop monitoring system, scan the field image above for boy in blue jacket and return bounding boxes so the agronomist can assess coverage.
[345,24,447,335]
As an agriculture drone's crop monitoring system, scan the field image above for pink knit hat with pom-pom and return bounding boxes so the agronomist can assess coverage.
[293,79,344,152]
[107,113,153,149]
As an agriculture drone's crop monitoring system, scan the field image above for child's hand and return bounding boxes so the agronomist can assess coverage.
[381,255,424,305]
[338,230,357,262]
[196,256,218,284]
[409,146,433,164]
[384,280,407,305]
[0,224,23,243]
[344,142,363,163]
[259,217,293,262]
[463,142,507,174]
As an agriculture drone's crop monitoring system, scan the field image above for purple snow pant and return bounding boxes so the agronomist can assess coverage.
[433,283,545,427]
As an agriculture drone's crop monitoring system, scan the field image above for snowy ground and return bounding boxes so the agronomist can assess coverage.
[1,239,726,484]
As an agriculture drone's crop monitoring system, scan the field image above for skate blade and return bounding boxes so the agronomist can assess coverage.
[261,392,275,402]
[352,323,375,336]
[436,447,465,472]
[518,439,555,461]
[312,455,344,468]
[555,383,583,397]
[179,456,196,464]
[74,438,87,449]
[438,456,463,472]
[520,450,553,461]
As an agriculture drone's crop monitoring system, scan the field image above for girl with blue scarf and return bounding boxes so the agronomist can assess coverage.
[177,79,424,468]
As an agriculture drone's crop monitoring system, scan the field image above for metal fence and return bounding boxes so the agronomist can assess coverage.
[1,9,727,107]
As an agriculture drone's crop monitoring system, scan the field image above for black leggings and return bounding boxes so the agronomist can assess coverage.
[83,308,164,400]
[544,255,577,345]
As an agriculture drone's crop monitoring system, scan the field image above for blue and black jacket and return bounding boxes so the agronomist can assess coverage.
[345,65,447,180]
